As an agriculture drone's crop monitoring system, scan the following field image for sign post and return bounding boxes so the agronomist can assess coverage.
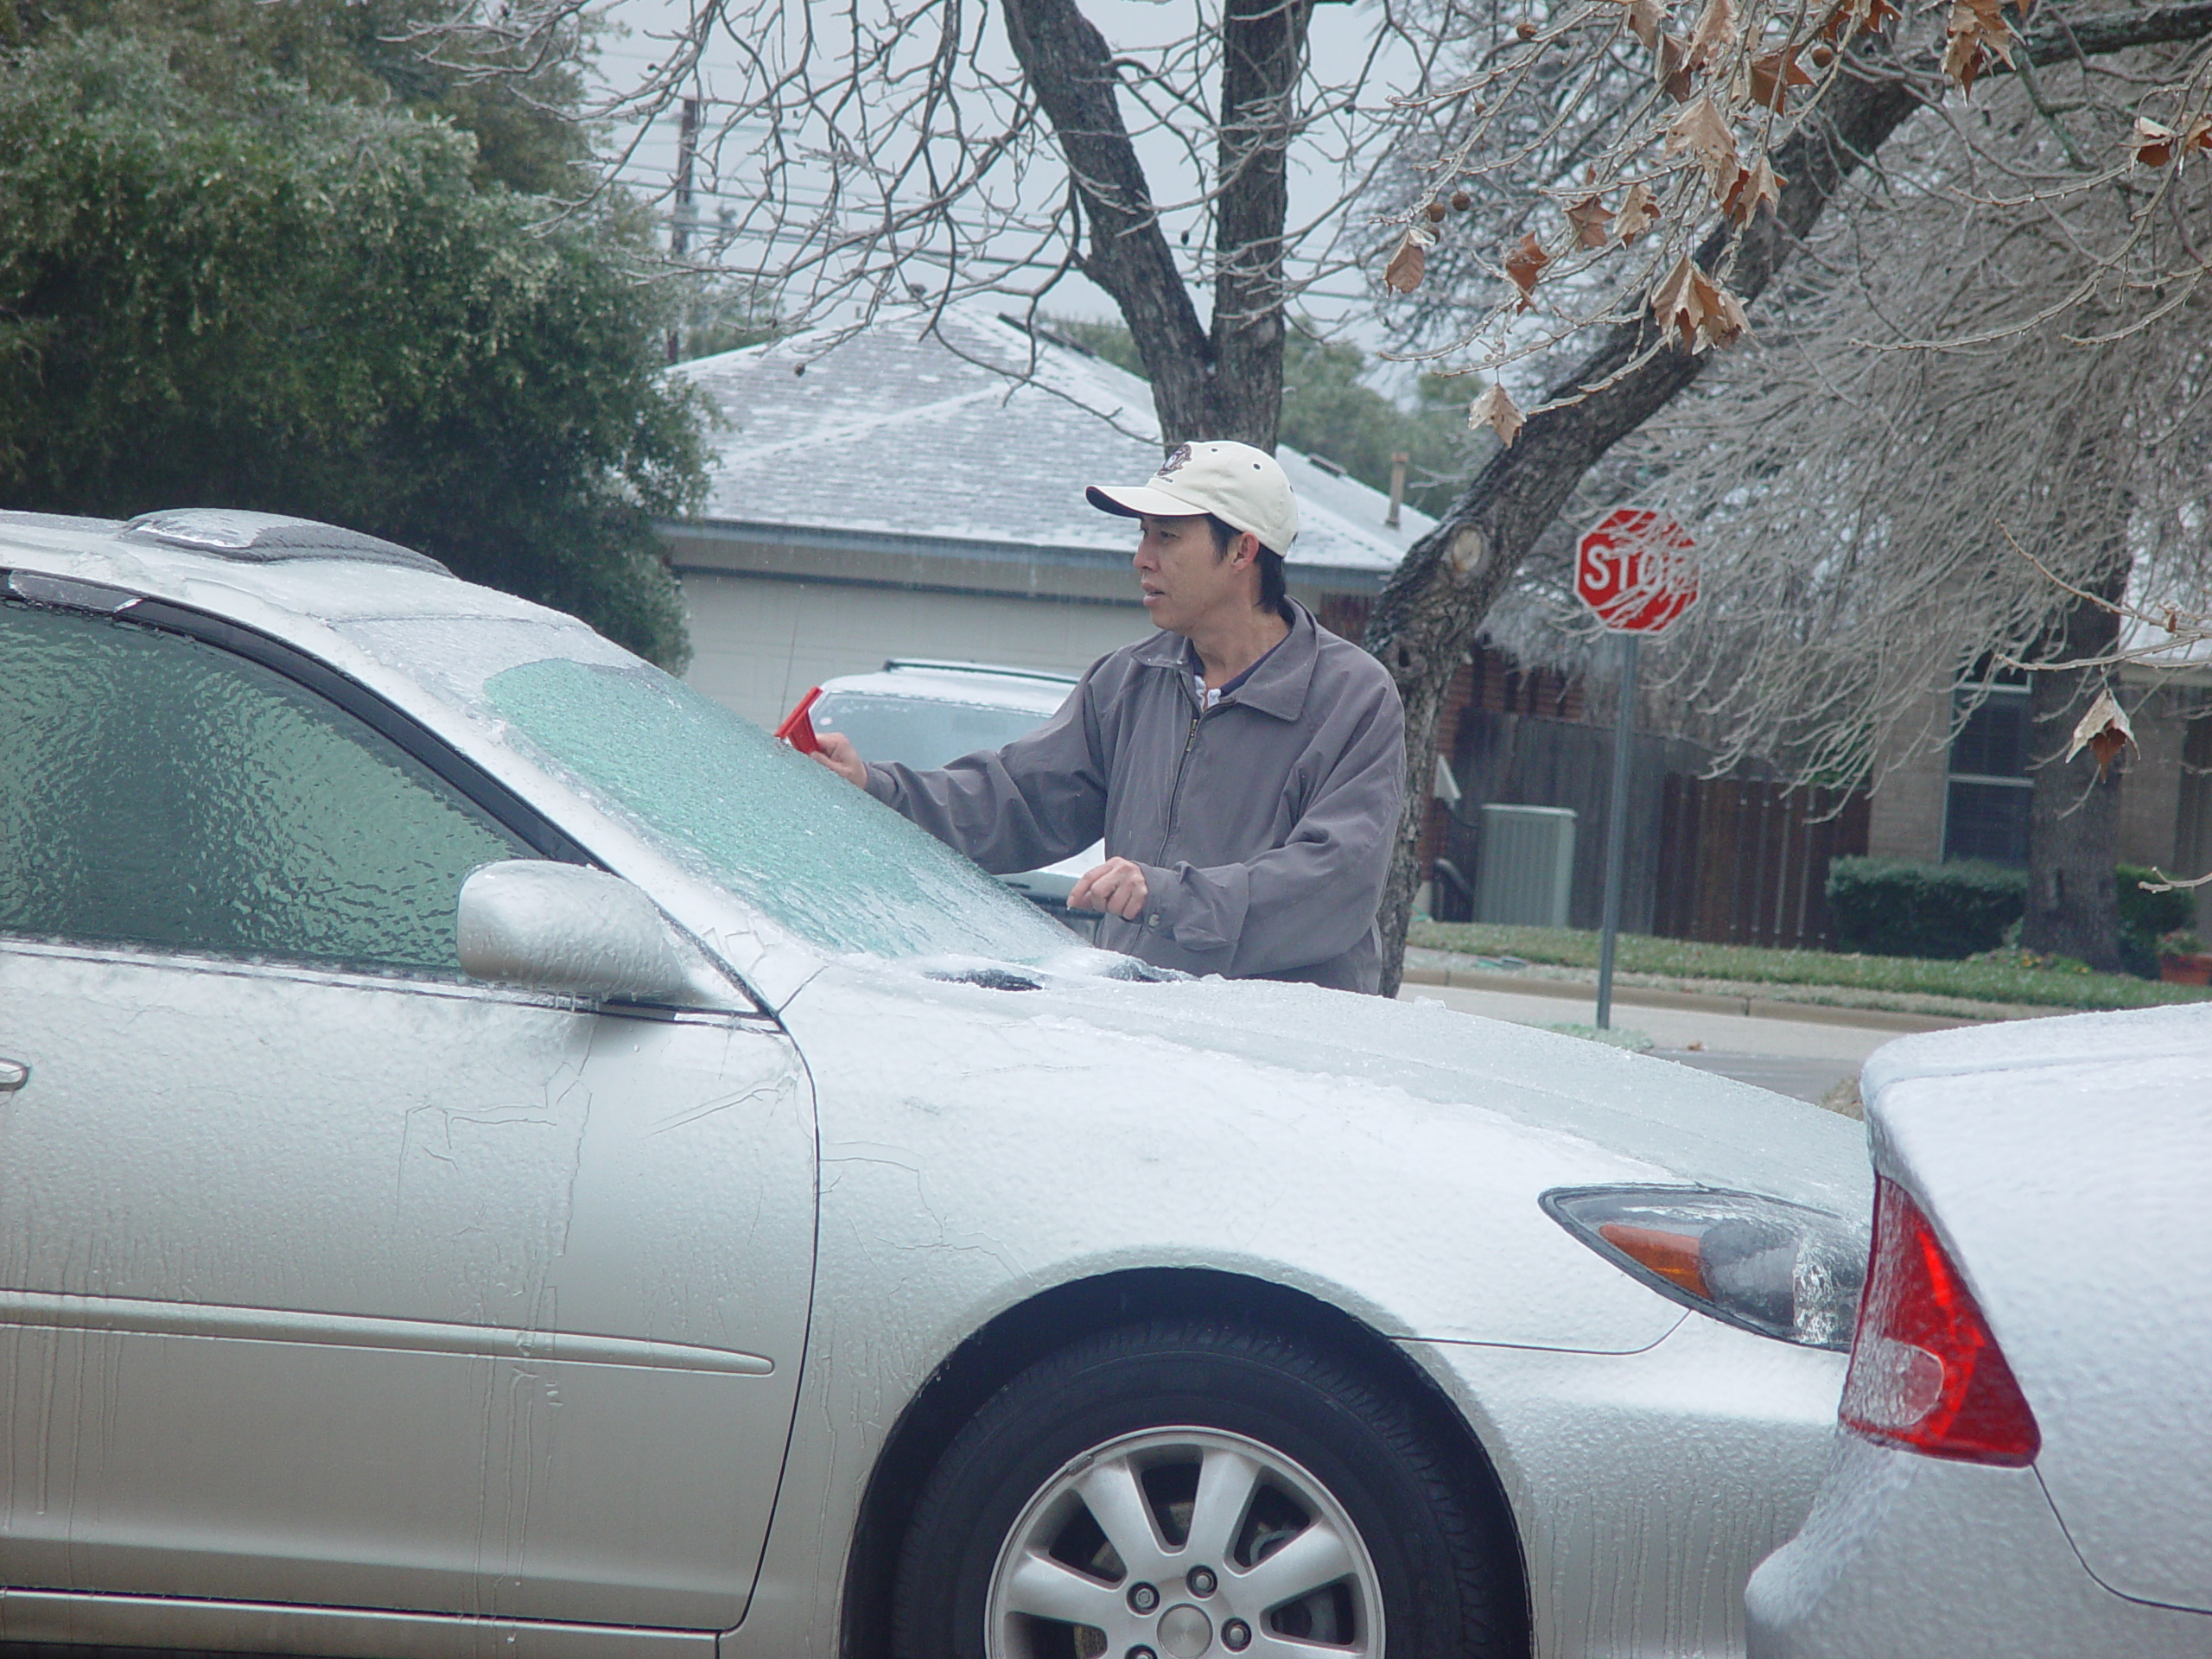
[1574,510,1698,1028]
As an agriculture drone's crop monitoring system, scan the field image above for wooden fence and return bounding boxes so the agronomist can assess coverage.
[1650,776,1870,950]
[1435,711,1870,950]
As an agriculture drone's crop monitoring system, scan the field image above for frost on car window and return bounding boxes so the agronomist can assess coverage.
[810,693,1046,770]
[0,601,532,970]
[483,658,1071,964]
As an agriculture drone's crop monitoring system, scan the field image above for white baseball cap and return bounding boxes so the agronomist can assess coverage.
[1087,440,1300,554]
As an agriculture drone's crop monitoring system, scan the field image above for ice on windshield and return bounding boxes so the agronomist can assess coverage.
[810,692,1048,770]
[480,657,1073,964]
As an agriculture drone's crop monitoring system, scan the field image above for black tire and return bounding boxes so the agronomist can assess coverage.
[890,1317,1524,1659]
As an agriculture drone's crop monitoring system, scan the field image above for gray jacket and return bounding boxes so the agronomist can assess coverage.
[865,602,1406,991]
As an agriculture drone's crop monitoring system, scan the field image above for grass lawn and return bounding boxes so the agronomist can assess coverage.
[1408,919,2212,1014]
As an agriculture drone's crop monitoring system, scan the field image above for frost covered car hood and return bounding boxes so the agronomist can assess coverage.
[784,961,1871,1353]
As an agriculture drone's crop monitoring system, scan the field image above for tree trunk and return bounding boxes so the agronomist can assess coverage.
[2021,575,2128,971]
[1208,0,1313,450]
[1360,69,1923,994]
[1002,0,1312,448]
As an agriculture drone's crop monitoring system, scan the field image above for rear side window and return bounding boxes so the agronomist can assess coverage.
[0,600,532,972]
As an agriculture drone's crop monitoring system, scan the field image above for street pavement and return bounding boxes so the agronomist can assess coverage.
[1397,978,1938,1106]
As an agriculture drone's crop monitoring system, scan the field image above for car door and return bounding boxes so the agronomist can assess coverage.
[0,589,816,1630]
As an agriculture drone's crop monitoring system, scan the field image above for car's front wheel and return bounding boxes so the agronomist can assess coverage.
[891,1319,1522,1658]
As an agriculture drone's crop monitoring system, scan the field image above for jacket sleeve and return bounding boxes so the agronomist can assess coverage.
[863,678,1109,874]
[1136,675,1406,978]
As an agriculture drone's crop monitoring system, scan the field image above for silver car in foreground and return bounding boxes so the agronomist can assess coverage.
[3,509,1868,1659]
[1746,1001,2212,1656]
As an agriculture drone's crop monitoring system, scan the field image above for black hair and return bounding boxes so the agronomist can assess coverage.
[1204,512,1289,614]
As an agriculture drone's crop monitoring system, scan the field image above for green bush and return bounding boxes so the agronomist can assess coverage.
[1826,857,2027,959]
[2118,865,2197,978]
[0,33,707,668]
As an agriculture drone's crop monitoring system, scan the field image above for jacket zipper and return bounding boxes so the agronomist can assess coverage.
[1155,694,1206,863]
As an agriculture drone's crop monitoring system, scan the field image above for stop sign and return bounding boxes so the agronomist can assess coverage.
[1576,509,1698,632]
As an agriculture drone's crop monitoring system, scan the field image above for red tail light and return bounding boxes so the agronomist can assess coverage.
[1839,1177,2040,1466]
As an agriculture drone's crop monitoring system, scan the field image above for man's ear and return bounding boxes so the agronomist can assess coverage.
[1231,531,1262,570]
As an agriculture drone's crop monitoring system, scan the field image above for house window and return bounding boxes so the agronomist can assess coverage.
[1944,681,2031,866]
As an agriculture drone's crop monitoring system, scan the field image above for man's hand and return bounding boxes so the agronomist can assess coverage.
[1069,857,1149,921]
[810,731,868,787]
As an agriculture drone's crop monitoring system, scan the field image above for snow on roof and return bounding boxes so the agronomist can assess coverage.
[673,307,1433,576]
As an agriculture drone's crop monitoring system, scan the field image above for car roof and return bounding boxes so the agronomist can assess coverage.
[0,509,564,629]
[815,658,1084,714]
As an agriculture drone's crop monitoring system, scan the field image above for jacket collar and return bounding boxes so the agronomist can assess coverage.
[1131,601,1319,722]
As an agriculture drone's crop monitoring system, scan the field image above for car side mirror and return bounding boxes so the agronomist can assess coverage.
[458,861,698,1003]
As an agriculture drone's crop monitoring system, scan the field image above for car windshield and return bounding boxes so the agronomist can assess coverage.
[811,690,1054,770]
[340,618,1076,966]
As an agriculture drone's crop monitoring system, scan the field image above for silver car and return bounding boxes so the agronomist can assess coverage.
[3,508,1868,1659]
[789,659,1104,918]
[1746,1001,2212,1657]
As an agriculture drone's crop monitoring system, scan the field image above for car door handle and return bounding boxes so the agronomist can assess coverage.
[0,1059,27,1094]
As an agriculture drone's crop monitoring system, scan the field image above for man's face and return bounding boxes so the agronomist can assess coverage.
[1133,513,1252,635]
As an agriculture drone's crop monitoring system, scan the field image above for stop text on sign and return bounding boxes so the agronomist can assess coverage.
[1576,509,1698,633]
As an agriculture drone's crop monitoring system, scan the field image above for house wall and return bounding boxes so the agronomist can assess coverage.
[1862,679,2211,938]
[2173,694,2212,938]
[680,569,1151,729]
[2118,689,2189,871]
[1866,685,1950,861]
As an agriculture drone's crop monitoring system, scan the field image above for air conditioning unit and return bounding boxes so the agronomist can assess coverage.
[1475,804,1577,928]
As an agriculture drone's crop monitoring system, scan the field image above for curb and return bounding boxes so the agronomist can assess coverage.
[1397,964,1991,1033]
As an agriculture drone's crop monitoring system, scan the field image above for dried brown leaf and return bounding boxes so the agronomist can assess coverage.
[1651,254,1701,349]
[1655,32,1697,99]
[1689,268,1749,349]
[1567,194,1615,248]
[1651,255,1747,352]
[1687,0,1738,71]
[1721,156,1785,221]
[1616,181,1662,243]
[2065,688,2136,778]
[1821,0,1899,39]
[1665,95,1740,194]
[1747,47,1814,109]
[1942,0,2012,86]
[1468,383,1527,446]
[1504,232,1553,307]
[1624,0,1667,49]
[2135,117,2179,168]
[1383,228,1429,295]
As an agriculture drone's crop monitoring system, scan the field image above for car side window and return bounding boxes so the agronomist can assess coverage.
[0,599,535,973]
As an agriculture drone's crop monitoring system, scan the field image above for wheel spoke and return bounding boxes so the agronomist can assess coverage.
[999,1549,1124,1629]
[1245,1624,1373,1658]
[1183,1445,1262,1564]
[1236,1519,1357,1611]
[1076,1456,1167,1576]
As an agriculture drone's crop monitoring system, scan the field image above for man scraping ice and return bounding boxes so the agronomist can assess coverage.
[810,441,1407,993]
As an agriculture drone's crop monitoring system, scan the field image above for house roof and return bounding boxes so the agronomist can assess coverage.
[672,308,1433,578]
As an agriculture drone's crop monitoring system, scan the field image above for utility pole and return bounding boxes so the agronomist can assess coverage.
[665,95,701,365]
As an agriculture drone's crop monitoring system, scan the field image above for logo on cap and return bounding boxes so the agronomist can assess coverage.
[1156,442,1193,478]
